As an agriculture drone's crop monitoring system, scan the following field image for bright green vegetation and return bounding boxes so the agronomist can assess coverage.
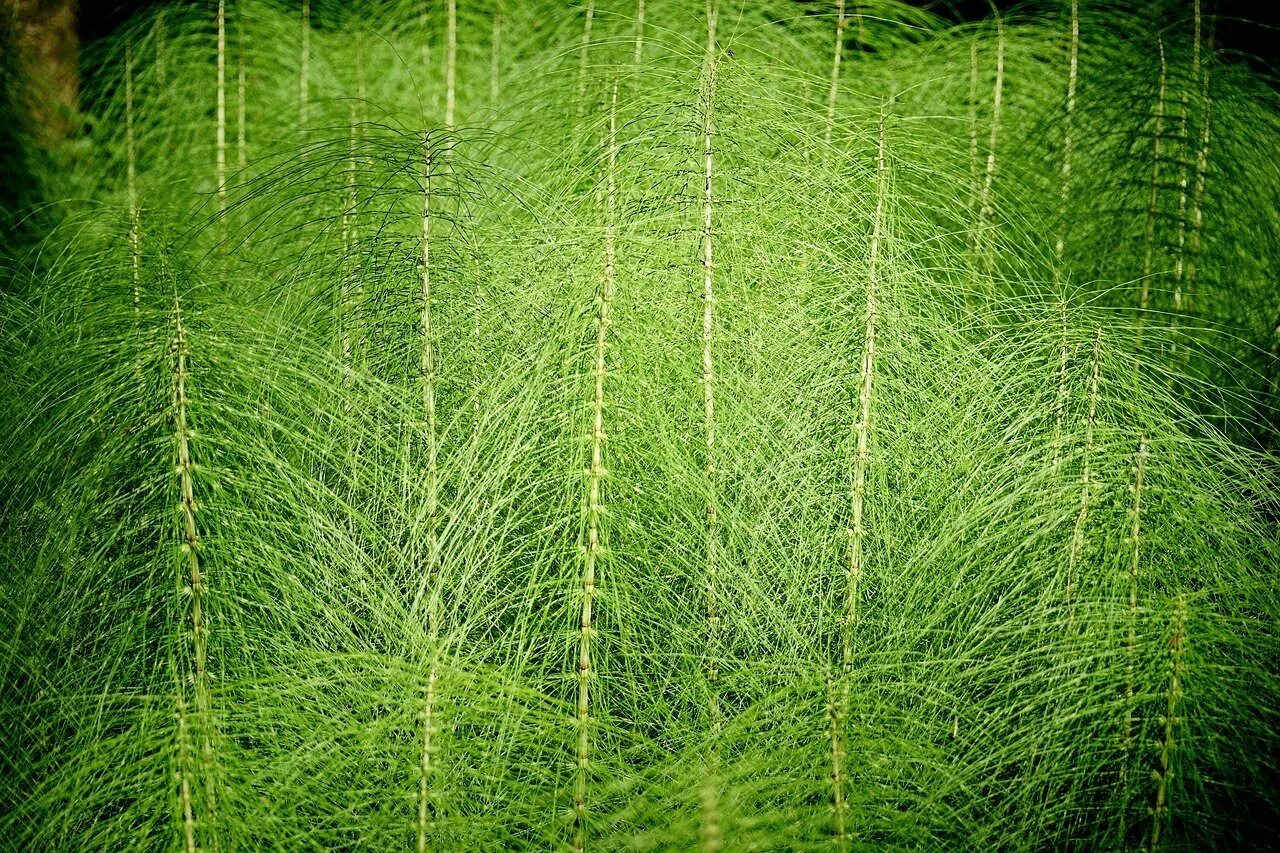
[2,1,1278,849]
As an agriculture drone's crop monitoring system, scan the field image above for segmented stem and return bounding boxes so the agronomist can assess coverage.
[834,109,887,848]
[977,3,1004,246]
[173,300,216,851]
[445,0,457,130]
[1117,433,1149,842]
[1149,595,1187,852]
[1139,38,1167,331]
[1055,0,1079,266]
[1184,32,1213,317]
[572,76,619,853]
[700,5,721,850]
[415,135,443,853]
[125,41,140,314]
[1065,326,1102,603]
[236,11,246,168]
[634,0,646,63]
[824,0,847,149]
[300,0,310,127]
[1171,1,1200,310]
[215,0,226,212]
[576,0,596,117]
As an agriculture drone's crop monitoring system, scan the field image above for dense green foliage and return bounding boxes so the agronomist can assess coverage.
[2,0,1278,849]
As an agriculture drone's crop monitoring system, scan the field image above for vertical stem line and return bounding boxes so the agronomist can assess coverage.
[633,0,646,64]
[1149,595,1187,852]
[173,300,215,851]
[576,0,596,117]
[834,109,887,849]
[300,0,310,128]
[1139,38,1167,340]
[699,4,721,850]
[824,0,846,149]
[216,0,226,213]
[572,78,619,853]
[1184,26,1213,322]
[415,135,442,853]
[126,41,140,315]
[1117,432,1149,843]
[977,2,1004,261]
[1171,1,1201,316]
[445,0,457,131]
[236,10,246,169]
[1065,326,1102,603]
[1055,0,1079,267]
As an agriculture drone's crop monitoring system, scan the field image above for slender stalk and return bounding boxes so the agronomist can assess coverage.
[977,2,1005,261]
[576,0,596,117]
[216,0,226,212]
[825,665,847,849]
[415,135,442,853]
[445,0,457,131]
[967,38,978,251]
[633,0,646,64]
[125,40,140,315]
[824,0,847,149]
[1065,326,1102,603]
[173,300,216,850]
[300,0,310,128]
[1050,300,1071,471]
[236,10,246,169]
[1171,1,1201,312]
[833,109,887,849]
[572,78,619,853]
[177,693,196,853]
[1117,432,1149,844]
[699,4,721,850]
[1149,594,1188,852]
[1138,37,1167,338]
[1184,30,1213,318]
[1055,0,1079,266]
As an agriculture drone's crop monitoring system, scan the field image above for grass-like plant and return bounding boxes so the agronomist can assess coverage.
[2,0,1277,849]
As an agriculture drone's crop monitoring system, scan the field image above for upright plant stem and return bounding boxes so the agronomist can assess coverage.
[633,0,646,63]
[967,38,979,252]
[1055,0,1079,267]
[415,134,443,853]
[832,109,887,850]
[824,0,846,149]
[236,11,246,169]
[173,299,216,852]
[1171,1,1201,315]
[215,0,226,213]
[300,0,310,129]
[445,0,457,131]
[1065,326,1102,603]
[576,0,596,117]
[1184,27,1213,320]
[572,77,619,853]
[1117,432,1149,843]
[125,40,140,315]
[1138,37,1167,344]
[1050,296,1075,472]
[977,2,1005,268]
[1149,594,1188,851]
[699,3,721,850]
